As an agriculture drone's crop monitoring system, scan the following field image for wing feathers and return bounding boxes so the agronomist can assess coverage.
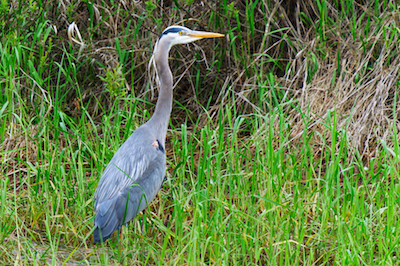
[93,129,166,243]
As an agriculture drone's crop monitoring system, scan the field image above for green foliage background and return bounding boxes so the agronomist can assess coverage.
[1,0,400,265]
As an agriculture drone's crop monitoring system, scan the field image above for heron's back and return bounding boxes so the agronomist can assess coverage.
[93,126,166,243]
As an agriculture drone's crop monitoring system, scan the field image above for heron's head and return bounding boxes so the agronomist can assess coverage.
[149,25,224,85]
[157,25,224,49]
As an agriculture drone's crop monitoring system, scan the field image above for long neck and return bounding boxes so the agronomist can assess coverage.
[146,39,173,145]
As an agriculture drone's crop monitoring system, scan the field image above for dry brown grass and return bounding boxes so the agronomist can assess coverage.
[279,2,400,161]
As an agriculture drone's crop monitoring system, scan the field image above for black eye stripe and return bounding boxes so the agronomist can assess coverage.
[159,27,186,39]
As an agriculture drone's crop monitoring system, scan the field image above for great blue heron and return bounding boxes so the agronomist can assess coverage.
[93,25,224,243]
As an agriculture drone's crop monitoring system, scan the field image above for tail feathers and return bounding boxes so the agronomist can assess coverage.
[93,188,144,244]
[93,197,121,243]
[93,225,116,243]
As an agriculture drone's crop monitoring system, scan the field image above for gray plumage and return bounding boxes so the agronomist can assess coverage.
[93,25,224,243]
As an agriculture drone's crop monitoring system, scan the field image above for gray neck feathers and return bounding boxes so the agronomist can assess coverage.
[146,37,173,146]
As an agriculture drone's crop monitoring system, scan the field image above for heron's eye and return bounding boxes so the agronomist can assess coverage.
[179,31,183,35]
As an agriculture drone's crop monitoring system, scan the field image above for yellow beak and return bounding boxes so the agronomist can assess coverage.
[187,30,225,38]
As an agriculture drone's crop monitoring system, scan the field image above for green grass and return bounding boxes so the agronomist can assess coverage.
[1,0,400,265]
